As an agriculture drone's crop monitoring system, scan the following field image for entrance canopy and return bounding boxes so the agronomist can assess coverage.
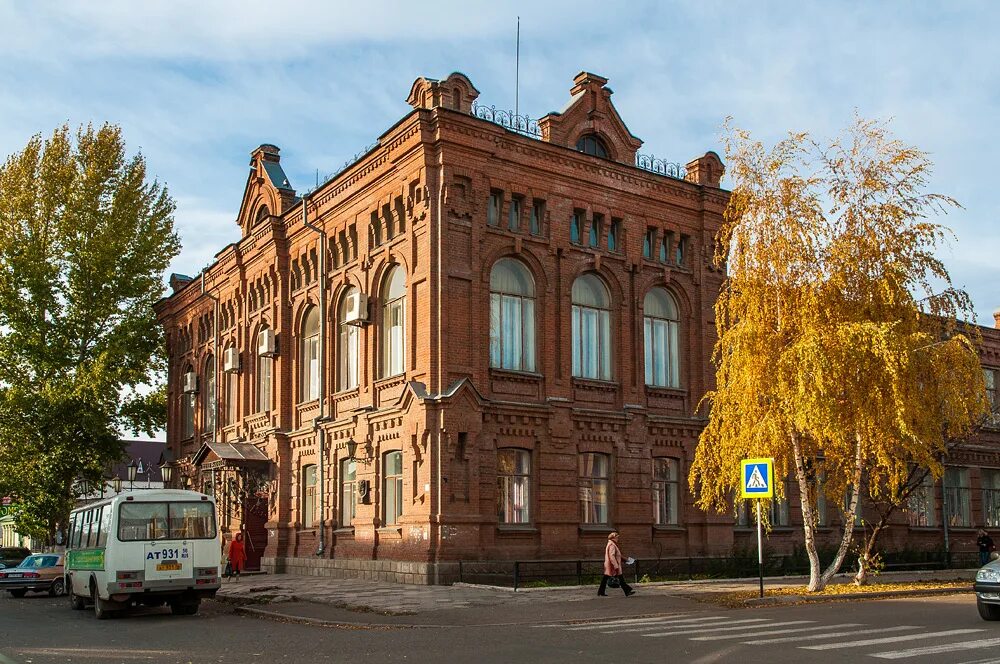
[193,441,270,469]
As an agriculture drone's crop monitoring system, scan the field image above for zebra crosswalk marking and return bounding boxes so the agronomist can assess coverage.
[742,625,918,645]
[689,623,861,642]
[612,616,745,633]
[802,628,985,651]
[566,615,727,631]
[556,614,694,630]
[643,620,810,638]
[872,638,1000,660]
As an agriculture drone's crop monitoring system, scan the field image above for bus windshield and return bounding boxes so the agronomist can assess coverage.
[117,502,217,541]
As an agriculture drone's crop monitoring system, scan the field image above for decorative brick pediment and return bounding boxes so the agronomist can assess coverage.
[407,72,480,114]
[236,144,298,238]
[538,72,643,166]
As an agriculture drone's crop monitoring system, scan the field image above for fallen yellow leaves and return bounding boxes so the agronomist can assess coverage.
[692,580,969,608]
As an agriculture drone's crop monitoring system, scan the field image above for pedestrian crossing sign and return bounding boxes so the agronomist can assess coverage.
[741,458,774,498]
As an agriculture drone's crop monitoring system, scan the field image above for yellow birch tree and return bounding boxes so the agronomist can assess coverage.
[690,116,989,592]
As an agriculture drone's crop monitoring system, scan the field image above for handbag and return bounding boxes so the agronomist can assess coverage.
[607,576,621,589]
[224,560,233,577]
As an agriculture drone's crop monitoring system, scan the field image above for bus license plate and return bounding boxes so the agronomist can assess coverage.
[156,561,181,571]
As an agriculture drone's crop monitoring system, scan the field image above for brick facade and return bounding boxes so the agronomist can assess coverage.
[154,70,1000,583]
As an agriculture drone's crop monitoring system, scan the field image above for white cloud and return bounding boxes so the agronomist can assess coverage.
[2,0,998,325]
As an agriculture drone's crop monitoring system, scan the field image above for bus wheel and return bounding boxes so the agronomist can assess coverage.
[170,599,200,616]
[69,590,86,610]
[92,585,114,620]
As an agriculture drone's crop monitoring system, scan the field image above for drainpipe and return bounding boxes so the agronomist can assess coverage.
[303,194,328,556]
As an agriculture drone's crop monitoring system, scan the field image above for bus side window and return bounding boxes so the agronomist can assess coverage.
[84,510,92,548]
[72,515,82,549]
[67,516,76,549]
[99,506,112,547]
[94,506,103,548]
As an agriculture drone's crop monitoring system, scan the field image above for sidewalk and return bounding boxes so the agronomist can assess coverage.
[215,568,977,628]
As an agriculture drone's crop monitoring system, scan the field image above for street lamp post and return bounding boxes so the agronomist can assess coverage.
[161,463,174,489]
[127,460,137,491]
[112,476,122,494]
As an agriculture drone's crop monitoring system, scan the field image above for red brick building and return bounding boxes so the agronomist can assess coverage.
[155,71,732,582]
[154,70,1000,583]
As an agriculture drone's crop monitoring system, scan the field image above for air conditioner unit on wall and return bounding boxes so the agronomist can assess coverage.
[223,347,240,373]
[258,329,277,357]
[183,371,198,394]
[344,292,369,325]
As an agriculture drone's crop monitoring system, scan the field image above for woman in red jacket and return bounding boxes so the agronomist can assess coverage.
[227,532,247,582]
[598,531,635,597]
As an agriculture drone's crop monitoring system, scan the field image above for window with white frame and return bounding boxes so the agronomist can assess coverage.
[203,357,216,434]
[383,451,403,526]
[985,368,999,421]
[570,211,583,244]
[944,467,971,528]
[181,365,194,439]
[571,274,612,381]
[302,465,317,528]
[982,469,1000,528]
[382,267,406,378]
[487,191,501,226]
[579,452,610,525]
[907,473,936,527]
[508,196,521,231]
[497,449,531,525]
[489,259,536,372]
[653,458,680,526]
[256,328,272,413]
[300,307,320,402]
[644,288,680,388]
[340,458,357,527]
[338,289,359,391]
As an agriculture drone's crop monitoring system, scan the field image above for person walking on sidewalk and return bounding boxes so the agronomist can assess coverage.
[598,531,634,597]
[978,529,995,567]
[227,532,247,582]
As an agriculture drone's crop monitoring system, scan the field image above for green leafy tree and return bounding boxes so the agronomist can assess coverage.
[689,116,989,591]
[0,123,179,541]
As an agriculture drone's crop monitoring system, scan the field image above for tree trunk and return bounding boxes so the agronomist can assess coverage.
[855,521,886,585]
[819,433,864,587]
[791,431,822,591]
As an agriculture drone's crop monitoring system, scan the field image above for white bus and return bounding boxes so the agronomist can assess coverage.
[65,489,221,619]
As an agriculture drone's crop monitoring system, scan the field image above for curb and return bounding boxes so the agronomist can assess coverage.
[234,605,433,629]
[743,586,970,606]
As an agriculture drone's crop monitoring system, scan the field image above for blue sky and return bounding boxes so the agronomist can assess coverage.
[2,1,997,325]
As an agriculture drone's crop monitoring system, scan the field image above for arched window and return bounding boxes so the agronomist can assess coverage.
[489,259,535,372]
[203,356,216,434]
[338,288,360,391]
[576,134,609,159]
[254,205,270,225]
[571,274,611,380]
[382,266,406,377]
[300,307,320,402]
[644,288,680,388]
[256,327,273,413]
[181,365,195,439]
[224,346,238,426]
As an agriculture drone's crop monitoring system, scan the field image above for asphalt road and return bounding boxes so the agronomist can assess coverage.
[0,589,997,663]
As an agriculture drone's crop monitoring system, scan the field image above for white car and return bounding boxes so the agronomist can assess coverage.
[974,556,1000,621]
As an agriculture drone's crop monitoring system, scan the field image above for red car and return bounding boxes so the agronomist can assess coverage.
[0,554,65,597]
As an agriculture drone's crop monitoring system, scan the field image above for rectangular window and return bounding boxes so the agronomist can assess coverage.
[383,451,404,526]
[302,465,317,528]
[257,356,272,413]
[303,335,320,401]
[653,458,679,526]
[907,473,936,527]
[608,218,621,253]
[659,232,672,263]
[385,298,405,377]
[487,191,501,226]
[117,502,216,541]
[675,234,688,266]
[983,469,1000,528]
[944,467,971,528]
[340,458,357,527]
[530,200,544,235]
[572,305,611,380]
[643,228,655,259]
[985,368,998,420]
[570,211,583,244]
[589,213,602,248]
[815,472,828,527]
[339,323,359,391]
[579,453,610,525]
[498,449,531,524]
[508,196,521,231]
[770,482,790,527]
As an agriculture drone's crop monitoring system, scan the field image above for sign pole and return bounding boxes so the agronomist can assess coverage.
[756,499,764,598]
